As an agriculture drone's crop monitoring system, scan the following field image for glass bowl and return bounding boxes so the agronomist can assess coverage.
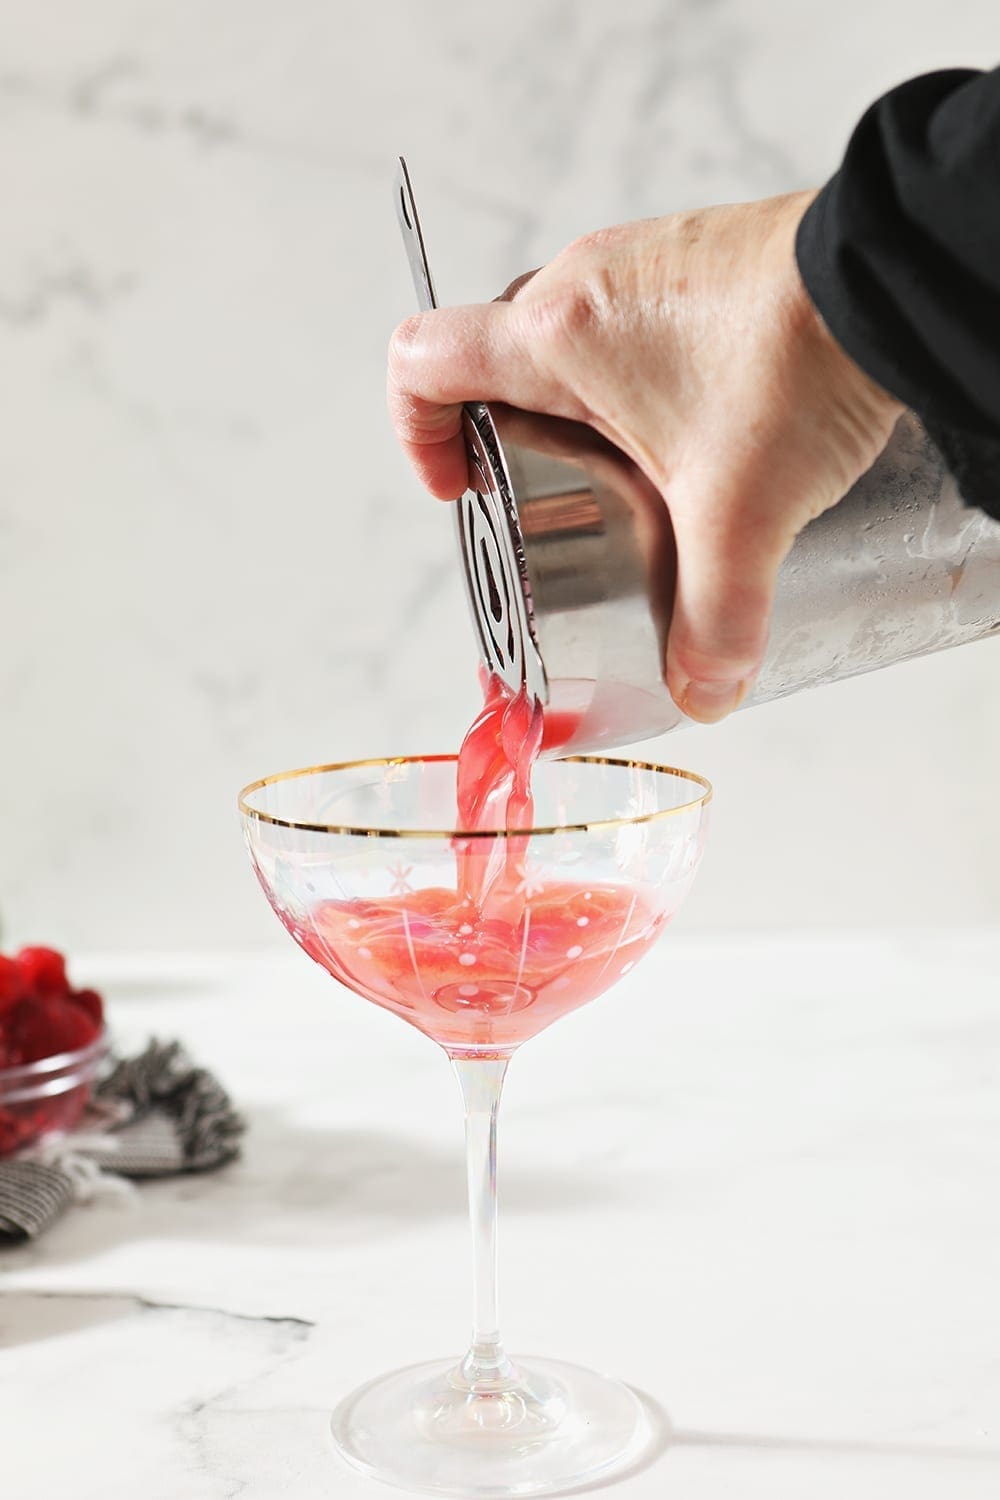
[0,1026,109,1157]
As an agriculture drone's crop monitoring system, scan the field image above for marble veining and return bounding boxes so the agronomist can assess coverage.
[0,0,998,952]
[1,936,999,1496]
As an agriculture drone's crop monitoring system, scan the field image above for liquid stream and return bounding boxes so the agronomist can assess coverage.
[279,676,663,1053]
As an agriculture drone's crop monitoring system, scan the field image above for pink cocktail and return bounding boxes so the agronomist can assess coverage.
[297,879,665,1054]
[240,702,710,1499]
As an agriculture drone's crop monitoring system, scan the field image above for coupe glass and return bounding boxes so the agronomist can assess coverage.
[240,753,710,1497]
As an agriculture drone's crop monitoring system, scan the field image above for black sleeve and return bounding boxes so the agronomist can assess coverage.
[795,67,1000,520]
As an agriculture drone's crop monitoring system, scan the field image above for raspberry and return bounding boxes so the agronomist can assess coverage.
[6,995,98,1064]
[16,946,69,997]
[0,955,28,1013]
[70,988,104,1027]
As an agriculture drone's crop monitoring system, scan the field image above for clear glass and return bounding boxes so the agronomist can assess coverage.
[0,1026,110,1157]
[240,754,710,1497]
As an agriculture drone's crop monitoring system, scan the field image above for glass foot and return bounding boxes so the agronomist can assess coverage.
[331,1354,656,1497]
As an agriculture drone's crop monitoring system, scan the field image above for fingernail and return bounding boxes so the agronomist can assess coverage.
[678,678,748,724]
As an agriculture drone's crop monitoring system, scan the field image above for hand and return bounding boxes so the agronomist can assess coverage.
[387,192,903,722]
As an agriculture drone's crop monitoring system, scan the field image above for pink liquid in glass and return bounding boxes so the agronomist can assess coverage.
[298,677,663,1054]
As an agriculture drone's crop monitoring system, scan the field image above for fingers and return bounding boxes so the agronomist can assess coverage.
[387,300,564,499]
[386,380,470,500]
[495,268,541,303]
[665,485,795,723]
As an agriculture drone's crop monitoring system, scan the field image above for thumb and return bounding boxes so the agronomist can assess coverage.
[665,486,795,724]
[387,300,553,500]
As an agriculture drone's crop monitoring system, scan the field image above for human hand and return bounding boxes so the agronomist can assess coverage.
[388,192,902,722]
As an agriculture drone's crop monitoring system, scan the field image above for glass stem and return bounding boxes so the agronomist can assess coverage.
[452,1055,518,1390]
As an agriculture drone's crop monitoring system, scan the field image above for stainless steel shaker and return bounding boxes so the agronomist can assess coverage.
[396,160,1000,754]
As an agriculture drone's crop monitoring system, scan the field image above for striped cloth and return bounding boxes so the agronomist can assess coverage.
[0,1040,245,1242]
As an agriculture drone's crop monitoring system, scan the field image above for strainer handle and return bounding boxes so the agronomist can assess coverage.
[395,157,439,314]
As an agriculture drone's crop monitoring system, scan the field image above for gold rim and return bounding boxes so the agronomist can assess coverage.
[238,754,712,840]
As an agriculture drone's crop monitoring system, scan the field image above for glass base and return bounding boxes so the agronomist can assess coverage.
[330,1354,657,1497]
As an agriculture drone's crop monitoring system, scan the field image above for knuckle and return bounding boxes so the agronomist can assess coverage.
[386,388,421,440]
[671,636,761,686]
[672,601,770,679]
[529,273,611,351]
[533,231,621,336]
[669,543,775,679]
[390,390,453,441]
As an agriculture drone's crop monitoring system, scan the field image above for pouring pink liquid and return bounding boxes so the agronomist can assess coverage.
[296,678,663,1054]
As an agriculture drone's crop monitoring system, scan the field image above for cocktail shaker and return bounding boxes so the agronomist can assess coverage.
[396,160,1000,753]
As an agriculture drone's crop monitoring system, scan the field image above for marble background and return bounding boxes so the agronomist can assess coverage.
[0,0,997,950]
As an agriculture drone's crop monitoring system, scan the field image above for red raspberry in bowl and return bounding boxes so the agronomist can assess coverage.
[0,955,28,1014]
[0,946,106,1157]
[70,989,104,1027]
[5,994,98,1064]
[0,947,104,1068]
[16,946,70,997]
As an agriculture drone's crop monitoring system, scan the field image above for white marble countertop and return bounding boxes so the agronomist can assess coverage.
[2,932,999,1499]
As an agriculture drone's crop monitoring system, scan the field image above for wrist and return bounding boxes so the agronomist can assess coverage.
[781,191,904,468]
[787,191,903,426]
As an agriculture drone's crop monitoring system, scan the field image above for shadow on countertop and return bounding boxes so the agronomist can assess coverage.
[0,1104,657,1268]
